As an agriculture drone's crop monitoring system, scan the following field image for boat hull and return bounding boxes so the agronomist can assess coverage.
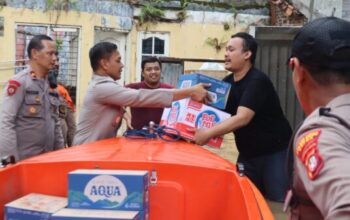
[0,138,273,220]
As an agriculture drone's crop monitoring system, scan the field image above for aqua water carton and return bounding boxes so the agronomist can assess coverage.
[51,208,139,220]
[177,73,231,109]
[160,98,231,148]
[4,193,67,220]
[68,169,149,219]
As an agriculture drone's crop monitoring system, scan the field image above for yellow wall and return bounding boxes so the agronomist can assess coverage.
[0,6,126,109]
[127,21,243,82]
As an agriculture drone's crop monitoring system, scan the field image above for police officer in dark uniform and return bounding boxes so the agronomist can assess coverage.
[285,17,350,219]
[0,35,64,161]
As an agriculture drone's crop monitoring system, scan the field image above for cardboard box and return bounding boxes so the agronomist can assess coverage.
[177,73,231,109]
[51,208,139,220]
[68,169,148,215]
[160,99,231,148]
[5,193,67,220]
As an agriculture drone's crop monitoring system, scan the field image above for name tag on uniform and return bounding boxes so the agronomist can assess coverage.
[25,90,39,95]
[49,92,59,98]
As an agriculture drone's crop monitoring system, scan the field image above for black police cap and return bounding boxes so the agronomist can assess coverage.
[291,17,350,70]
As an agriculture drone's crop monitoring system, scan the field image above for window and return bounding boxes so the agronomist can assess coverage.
[136,32,169,81]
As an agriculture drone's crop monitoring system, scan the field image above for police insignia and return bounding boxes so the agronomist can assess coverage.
[295,130,324,180]
[7,80,21,96]
[59,105,67,116]
[29,106,37,114]
[35,96,40,103]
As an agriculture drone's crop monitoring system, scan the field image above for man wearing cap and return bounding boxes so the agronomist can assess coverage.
[0,35,64,161]
[285,17,350,219]
[73,42,210,145]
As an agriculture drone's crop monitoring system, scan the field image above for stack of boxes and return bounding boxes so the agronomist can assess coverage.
[177,73,231,110]
[4,193,67,220]
[5,169,149,220]
[160,73,231,148]
[65,169,149,220]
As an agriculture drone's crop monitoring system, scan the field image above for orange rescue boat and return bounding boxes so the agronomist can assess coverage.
[0,137,273,220]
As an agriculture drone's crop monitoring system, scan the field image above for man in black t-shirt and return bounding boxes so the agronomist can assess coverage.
[194,32,292,202]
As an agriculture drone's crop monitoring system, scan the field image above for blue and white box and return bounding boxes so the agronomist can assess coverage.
[51,208,140,220]
[68,169,149,216]
[5,193,67,220]
[177,73,231,109]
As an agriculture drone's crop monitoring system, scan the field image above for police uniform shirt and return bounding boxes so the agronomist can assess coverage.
[0,67,64,161]
[291,93,350,219]
[73,74,173,145]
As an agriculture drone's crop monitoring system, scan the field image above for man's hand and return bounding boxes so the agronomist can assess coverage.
[187,127,212,146]
[190,83,211,103]
[123,110,133,130]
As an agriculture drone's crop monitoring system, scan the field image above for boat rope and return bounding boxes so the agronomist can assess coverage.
[123,122,181,142]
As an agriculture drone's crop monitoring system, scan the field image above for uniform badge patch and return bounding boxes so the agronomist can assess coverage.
[7,80,21,96]
[59,105,67,117]
[29,106,37,114]
[295,130,324,180]
[35,96,41,103]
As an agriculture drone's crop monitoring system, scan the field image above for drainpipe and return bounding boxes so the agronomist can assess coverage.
[309,0,315,20]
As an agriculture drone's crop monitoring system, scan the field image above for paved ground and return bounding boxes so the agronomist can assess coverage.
[203,133,287,220]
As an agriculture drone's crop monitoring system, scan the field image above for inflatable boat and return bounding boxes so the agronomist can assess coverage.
[0,137,273,219]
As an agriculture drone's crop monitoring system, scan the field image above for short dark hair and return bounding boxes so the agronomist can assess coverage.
[89,42,118,71]
[27,35,53,59]
[141,56,162,71]
[231,32,258,64]
[302,64,350,85]
[291,17,350,86]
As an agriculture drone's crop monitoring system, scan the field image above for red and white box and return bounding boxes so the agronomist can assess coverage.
[160,99,231,148]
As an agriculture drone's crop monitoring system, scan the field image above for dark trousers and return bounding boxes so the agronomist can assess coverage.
[237,148,288,202]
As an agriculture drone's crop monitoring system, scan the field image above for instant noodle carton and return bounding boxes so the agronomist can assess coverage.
[51,208,140,220]
[68,169,149,220]
[160,99,231,148]
[4,193,67,220]
[177,73,231,109]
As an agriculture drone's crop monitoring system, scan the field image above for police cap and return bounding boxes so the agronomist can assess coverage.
[291,17,350,71]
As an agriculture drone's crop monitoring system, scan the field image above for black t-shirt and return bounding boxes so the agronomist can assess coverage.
[224,67,292,158]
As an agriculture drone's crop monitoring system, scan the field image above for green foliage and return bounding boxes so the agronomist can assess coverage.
[176,10,187,22]
[222,22,230,31]
[0,0,6,11]
[56,39,63,51]
[139,0,165,24]
[180,0,191,8]
[45,0,78,12]
[205,37,227,52]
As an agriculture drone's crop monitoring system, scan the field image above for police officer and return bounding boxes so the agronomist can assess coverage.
[0,35,64,161]
[73,42,210,145]
[286,17,350,219]
[49,55,76,147]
